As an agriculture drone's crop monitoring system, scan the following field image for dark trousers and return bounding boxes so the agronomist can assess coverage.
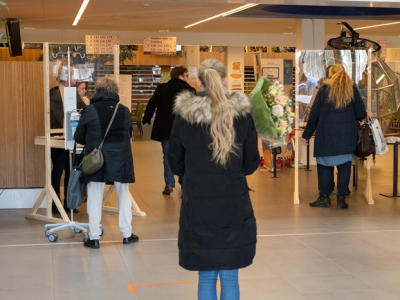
[51,148,70,205]
[317,161,352,197]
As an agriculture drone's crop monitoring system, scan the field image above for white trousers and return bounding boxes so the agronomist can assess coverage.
[87,181,133,240]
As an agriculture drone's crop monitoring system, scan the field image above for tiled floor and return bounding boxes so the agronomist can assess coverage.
[2,126,400,300]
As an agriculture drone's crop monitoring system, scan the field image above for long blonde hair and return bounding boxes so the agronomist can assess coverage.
[198,59,238,167]
[328,64,354,108]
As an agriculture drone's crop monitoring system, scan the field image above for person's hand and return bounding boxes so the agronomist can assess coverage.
[301,138,309,146]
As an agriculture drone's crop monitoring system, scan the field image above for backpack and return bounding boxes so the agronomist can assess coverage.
[355,120,375,163]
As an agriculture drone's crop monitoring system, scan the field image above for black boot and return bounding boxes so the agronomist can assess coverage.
[309,194,331,207]
[337,196,349,210]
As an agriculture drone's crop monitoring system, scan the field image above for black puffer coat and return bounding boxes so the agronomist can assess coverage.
[142,78,196,141]
[168,90,260,271]
[74,91,134,184]
[302,85,366,157]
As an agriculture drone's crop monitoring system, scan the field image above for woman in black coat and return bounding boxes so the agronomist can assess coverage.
[302,64,366,209]
[168,59,260,300]
[74,78,138,249]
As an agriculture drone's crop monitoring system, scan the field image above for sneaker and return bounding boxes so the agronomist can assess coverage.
[123,233,139,244]
[162,186,173,195]
[84,238,100,249]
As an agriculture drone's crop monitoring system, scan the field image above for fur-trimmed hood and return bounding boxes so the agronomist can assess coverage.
[174,90,252,124]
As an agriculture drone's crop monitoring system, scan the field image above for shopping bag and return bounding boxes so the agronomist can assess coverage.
[67,168,84,209]
[370,118,389,155]
[67,143,85,209]
[355,121,375,159]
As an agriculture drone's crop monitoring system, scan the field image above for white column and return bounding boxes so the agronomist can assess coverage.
[185,45,200,66]
[296,19,325,50]
[185,45,200,88]
[225,46,244,93]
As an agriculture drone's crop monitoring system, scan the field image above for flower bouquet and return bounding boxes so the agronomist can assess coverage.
[250,76,294,144]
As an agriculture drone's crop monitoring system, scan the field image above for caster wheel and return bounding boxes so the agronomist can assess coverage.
[83,233,89,241]
[45,229,52,237]
[74,228,83,234]
[100,227,104,236]
[48,233,58,242]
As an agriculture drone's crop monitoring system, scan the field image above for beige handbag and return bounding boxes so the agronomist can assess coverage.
[81,103,119,175]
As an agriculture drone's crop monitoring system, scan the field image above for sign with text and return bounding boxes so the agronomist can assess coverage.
[85,35,119,54]
[143,36,176,55]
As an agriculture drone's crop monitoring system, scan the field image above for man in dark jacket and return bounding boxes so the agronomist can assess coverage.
[142,66,196,195]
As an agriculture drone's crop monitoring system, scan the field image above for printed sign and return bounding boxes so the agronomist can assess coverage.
[85,35,120,54]
[143,36,176,55]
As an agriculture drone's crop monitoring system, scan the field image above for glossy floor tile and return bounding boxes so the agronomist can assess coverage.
[1,126,400,299]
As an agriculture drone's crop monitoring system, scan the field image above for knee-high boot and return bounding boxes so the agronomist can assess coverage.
[337,196,349,210]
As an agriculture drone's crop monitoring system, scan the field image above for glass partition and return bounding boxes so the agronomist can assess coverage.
[46,43,117,149]
[295,49,400,134]
[48,43,117,95]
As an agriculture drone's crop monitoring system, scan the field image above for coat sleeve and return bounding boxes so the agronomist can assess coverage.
[168,117,185,176]
[243,114,261,175]
[302,87,324,140]
[353,87,366,121]
[142,85,160,124]
[74,105,96,145]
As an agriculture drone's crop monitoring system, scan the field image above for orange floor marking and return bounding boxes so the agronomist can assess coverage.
[128,280,198,294]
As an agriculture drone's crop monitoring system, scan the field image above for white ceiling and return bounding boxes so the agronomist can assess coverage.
[3,0,400,41]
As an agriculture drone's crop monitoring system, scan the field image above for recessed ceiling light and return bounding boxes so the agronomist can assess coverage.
[23,27,35,30]
[355,21,400,31]
[184,3,257,28]
[73,0,90,26]
[158,30,169,32]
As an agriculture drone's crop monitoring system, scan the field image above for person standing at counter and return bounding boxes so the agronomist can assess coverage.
[302,64,365,210]
[74,77,138,249]
[50,65,86,214]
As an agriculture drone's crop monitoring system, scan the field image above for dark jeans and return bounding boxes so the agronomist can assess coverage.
[317,161,352,197]
[161,139,183,188]
[51,148,70,204]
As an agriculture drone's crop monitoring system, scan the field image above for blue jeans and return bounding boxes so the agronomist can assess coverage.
[161,139,183,188]
[198,269,239,300]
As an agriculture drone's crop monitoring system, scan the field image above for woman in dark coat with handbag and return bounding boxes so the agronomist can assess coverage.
[302,64,366,210]
[168,59,260,300]
[74,77,138,249]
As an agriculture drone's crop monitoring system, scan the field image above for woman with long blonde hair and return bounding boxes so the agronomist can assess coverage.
[168,59,260,300]
[302,64,366,209]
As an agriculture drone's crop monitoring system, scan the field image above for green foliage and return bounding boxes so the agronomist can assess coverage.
[96,44,136,65]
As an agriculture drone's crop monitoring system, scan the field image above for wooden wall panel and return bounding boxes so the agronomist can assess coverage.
[200,51,225,63]
[0,48,42,61]
[0,61,45,188]
[124,45,186,66]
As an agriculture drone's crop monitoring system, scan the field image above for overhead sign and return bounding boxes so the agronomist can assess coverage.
[85,35,119,54]
[143,36,176,55]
